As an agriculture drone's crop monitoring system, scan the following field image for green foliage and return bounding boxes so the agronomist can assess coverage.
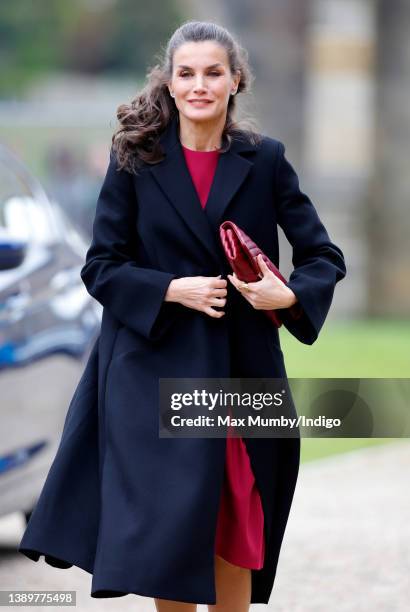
[280,318,410,378]
[0,0,184,96]
[279,318,410,462]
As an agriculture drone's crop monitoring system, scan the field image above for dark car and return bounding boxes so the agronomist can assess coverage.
[0,144,101,523]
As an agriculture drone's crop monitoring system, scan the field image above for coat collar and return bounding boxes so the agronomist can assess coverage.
[148,114,259,267]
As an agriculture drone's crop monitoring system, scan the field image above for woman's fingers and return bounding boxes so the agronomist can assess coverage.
[209,297,226,307]
[210,286,227,298]
[182,275,228,317]
[212,288,227,297]
[228,274,253,294]
[204,306,225,318]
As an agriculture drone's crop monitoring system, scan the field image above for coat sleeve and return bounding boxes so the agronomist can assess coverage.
[80,147,178,342]
[274,141,347,345]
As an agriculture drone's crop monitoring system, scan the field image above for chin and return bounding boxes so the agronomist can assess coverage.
[183,108,221,123]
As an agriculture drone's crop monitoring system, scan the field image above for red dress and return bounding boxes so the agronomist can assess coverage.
[182,144,265,570]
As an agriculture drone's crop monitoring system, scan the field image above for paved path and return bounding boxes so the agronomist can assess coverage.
[2,441,409,611]
[258,440,410,612]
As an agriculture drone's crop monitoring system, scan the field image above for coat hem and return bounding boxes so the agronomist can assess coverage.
[18,545,271,605]
[19,546,90,573]
[18,545,218,604]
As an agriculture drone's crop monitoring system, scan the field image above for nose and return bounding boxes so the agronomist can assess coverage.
[193,76,206,93]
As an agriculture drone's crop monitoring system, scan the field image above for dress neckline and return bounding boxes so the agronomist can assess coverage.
[181,144,220,154]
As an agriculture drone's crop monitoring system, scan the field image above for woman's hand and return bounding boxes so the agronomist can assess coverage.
[164,275,227,318]
[228,254,297,310]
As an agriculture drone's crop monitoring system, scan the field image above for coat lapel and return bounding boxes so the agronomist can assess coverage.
[149,114,258,266]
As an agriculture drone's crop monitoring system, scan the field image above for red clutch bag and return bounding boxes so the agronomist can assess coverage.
[219,220,303,327]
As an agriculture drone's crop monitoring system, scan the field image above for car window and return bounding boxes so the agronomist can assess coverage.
[0,159,58,245]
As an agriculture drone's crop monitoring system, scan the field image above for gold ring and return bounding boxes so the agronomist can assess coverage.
[241,282,250,291]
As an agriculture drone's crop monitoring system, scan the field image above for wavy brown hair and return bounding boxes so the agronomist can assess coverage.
[111,20,262,175]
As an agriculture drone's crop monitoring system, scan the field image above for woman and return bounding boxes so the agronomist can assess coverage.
[19,20,346,612]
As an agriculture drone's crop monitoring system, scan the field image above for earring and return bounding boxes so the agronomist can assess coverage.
[170,92,175,98]
[231,90,237,96]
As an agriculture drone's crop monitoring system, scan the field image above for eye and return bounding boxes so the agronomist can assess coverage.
[179,70,221,77]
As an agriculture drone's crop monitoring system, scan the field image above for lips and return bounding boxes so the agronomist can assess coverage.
[188,99,213,104]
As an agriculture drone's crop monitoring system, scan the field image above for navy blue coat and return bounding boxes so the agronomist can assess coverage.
[18,114,346,605]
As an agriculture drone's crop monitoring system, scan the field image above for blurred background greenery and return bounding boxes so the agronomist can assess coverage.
[280,319,410,461]
[0,0,182,95]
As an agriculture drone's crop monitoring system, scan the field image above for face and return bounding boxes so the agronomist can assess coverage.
[168,41,240,124]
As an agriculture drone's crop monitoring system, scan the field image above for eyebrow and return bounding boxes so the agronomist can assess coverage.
[176,63,224,69]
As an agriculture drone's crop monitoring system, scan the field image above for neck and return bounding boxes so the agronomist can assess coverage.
[178,113,225,151]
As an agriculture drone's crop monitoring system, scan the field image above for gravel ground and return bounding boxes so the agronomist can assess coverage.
[1,440,409,611]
